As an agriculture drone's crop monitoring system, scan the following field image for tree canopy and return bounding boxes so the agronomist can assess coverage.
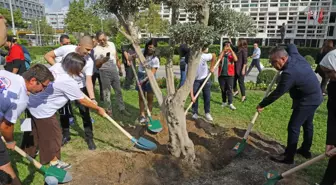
[0,7,27,29]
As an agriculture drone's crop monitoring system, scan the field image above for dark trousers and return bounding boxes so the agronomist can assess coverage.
[192,78,211,114]
[124,62,135,89]
[285,105,318,161]
[247,58,262,75]
[233,74,246,96]
[61,87,93,140]
[92,72,104,101]
[316,66,330,94]
[218,76,234,104]
[320,150,336,185]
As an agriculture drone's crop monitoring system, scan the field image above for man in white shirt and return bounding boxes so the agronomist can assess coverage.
[190,45,216,121]
[0,64,54,185]
[94,32,130,116]
[247,42,262,75]
[44,36,98,150]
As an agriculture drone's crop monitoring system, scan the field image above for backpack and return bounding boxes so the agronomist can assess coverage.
[18,44,31,70]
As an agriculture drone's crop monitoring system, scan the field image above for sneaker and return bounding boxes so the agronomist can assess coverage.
[221,102,227,108]
[69,117,75,126]
[50,160,71,170]
[205,113,213,121]
[87,139,97,150]
[229,104,236,110]
[61,136,71,146]
[120,109,131,116]
[192,114,198,120]
[91,118,95,123]
[233,91,239,97]
[269,155,294,165]
[139,116,147,124]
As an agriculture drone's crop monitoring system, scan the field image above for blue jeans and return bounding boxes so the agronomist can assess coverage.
[192,78,211,114]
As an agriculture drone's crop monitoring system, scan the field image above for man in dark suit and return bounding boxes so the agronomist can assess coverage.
[257,45,323,164]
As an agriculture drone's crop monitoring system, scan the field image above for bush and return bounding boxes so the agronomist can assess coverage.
[173,55,179,65]
[160,57,167,65]
[17,39,29,46]
[26,46,57,56]
[256,69,277,85]
[304,55,315,66]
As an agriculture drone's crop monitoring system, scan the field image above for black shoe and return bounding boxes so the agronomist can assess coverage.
[87,139,96,150]
[297,148,312,159]
[61,136,71,146]
[269,155,294,165]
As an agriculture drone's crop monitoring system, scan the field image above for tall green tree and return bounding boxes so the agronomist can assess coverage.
[0,7,27,29]
[31,18,54,45]
[135,2,169,38]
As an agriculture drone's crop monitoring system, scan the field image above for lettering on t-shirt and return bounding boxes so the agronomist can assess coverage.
[0,76,11,93]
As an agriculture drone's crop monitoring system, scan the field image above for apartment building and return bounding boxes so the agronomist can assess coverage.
[46,11,67,30]
[0,0,45,20]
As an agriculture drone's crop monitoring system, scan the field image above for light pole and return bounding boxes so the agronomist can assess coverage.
[8,0,16,35]
[101,18,103,32]
[38,20,41,46]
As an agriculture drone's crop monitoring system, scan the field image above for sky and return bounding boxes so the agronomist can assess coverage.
[43,0,71,12]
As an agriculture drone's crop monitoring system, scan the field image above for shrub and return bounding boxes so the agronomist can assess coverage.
[304,55,315,66]
[160,57,167,65]
[256,69,277,85]
[26,46,58,56]
[173,55,179,65]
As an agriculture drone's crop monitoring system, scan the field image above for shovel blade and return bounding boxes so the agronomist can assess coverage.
[147,119,163,133]
[43,166,73,183]
[132,137,157,151]
[263,171,282,185]
[233,139,247,155]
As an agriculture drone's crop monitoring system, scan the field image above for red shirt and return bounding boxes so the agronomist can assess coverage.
[6,44,24,63]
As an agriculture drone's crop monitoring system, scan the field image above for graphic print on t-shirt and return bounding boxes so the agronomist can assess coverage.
[0,76,11,93]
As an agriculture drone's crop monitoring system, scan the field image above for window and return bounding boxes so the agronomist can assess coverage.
[328,26,334,36]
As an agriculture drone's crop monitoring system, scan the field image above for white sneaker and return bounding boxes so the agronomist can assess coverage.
[205,113,213,121]
[233,91,239,97]
[192,114,198,119]
[221,102,227,108]
[229,104,236,110]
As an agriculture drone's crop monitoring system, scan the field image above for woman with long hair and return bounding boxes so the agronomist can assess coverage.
[233,38,248,102]
[136,39,160,124]
[315,40,334,96]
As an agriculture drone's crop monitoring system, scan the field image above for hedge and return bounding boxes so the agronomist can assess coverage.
[26,46,58,56]
[256,69,277,85]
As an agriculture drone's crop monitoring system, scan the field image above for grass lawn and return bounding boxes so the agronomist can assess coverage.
[10,86,328,184]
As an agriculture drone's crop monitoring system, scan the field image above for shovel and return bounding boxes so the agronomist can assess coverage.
[185,59,221,115]
[233,71,280,155]
[130,62,162,133]
[83,95,157,151]
[264,147,336,185]
[1,137,72,183]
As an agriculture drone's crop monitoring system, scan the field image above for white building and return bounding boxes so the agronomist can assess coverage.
[0,0,45,20]
[46,11,68,30]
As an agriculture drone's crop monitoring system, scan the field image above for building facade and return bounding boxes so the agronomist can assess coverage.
[46,11,67,30]
[0,0,45,20]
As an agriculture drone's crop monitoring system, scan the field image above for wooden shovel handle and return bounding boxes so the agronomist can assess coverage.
[282,147,336,178]
[130,62,151,117]
[1,136,42,169]
[82,95,133,140]
[243,71,280,139]
[185,59,222,115]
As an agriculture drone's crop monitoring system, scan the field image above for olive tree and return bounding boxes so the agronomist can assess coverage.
[96,0,218,162]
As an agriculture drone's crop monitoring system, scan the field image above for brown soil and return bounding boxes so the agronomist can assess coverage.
[68,116,310,185]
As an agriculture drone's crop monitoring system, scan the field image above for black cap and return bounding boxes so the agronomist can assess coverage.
[223,40,231,44]
[6,35,16,42]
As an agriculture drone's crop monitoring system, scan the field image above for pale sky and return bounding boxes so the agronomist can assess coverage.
[44,0,71,12]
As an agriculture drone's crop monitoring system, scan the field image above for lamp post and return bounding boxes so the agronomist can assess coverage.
[101,18,103,32]
[8,0,16,35]
[37,20,41,46]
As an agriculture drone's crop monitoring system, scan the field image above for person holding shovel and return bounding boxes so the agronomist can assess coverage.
[318,49,336,185]
[26,53,106,170]
[257,46,323,165]
[0,64,55,185]
[136,39,160,124]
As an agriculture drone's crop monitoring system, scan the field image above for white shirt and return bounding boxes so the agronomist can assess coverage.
[53,45,94,88]
[195,53,213,80]
[93,41,118,71]
[28,63,84,118]
[138,55,160,73]
[0,70,29,123]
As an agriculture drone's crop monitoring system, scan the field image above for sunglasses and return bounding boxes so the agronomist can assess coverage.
[38,80,49,89]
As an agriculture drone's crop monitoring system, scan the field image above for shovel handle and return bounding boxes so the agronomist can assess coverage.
[82,95,133,140]
[185,59,221,115]
[282,147,336,178]
[1,136,43,169]
[130,62,152,117]
[243,71,280,140]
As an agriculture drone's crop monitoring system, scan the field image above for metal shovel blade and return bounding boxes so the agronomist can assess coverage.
[147,118,163,133]
[41,165,73,183]
[132,137,157,151]
[263,170,282,185]
[233,139,247,155]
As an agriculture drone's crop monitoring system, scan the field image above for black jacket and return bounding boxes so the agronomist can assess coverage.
[327,82,336,145]
[259,46,323,109]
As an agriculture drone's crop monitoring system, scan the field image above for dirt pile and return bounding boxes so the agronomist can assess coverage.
[69,117,310,185]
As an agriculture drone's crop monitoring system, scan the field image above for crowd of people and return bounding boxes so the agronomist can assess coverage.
[0,13,336,185]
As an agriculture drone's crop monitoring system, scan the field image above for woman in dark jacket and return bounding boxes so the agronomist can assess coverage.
[315,40,334,96]
[233,38,247,102]
[319,49,336,185]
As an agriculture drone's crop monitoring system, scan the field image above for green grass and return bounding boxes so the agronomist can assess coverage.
[10,87,328,184]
